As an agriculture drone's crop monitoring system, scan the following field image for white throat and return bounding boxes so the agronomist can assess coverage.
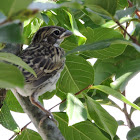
[54,38,64,47]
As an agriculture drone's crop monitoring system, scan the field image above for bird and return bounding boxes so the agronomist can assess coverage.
[14,26,73,121]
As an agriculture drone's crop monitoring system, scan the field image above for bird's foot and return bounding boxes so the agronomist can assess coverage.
[39,110,58,127]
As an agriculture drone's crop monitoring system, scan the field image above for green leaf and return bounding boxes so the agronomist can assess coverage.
[15,129,42,140]
[41,13,49,24]
[85,0,117,16]
[130,97,140,117]
[66,93,87,126]
[39,90,56,101]
[0,62,24,88]
[0,22,23,43]
[0,101,19,132]
[62,2,83,9]
[54,112,109,140]
[81,27,126,59]
[59,55,94,93]
[133,23,140,44]
[0,0,33,17]
[65,10,86,45]
[117,0,128,9]
[5,90,24,113]
[115,6,136,20]
[127,126,140,140]
[96,98,122,111]
[85,5,112,19]
[66,38,129,57]
[94,61,116,85]
[23,17,43,44]
[0,52,36,77]
[86,96,118,139]
[117,120,124,126]
[83,8,105,25]
[111,59,140,92]
[61,40,77,53]
[92,85,140,111]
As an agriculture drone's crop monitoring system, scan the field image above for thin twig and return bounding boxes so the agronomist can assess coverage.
[9,121,32,140]
[9,85,92,139]
[122,91,135,129]
[49,85,92,111]
[115,20,140,45]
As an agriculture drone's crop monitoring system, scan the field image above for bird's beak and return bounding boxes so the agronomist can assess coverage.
[60,30,73,39]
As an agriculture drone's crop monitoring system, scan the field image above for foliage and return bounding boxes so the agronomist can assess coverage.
[0,0,140,139]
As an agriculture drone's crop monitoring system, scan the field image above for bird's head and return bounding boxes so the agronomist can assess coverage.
[31,26,73,47]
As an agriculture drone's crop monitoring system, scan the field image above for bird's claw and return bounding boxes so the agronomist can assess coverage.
[39,111,58,127]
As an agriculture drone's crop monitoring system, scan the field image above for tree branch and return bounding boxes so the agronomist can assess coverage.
[13,92,65,140]
[9,85,92,139]
[9,121,32,140]
[1,41,65,140]
[122,91,135,129]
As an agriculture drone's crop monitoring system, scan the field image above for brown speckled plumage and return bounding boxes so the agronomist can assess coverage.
[14,26,72,121]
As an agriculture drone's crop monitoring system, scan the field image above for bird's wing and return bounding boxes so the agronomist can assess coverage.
[21,55,65,87]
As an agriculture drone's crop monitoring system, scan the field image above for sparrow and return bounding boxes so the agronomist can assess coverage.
[14,26,72,121]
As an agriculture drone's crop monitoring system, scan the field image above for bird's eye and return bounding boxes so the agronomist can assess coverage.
[54,30,60,35]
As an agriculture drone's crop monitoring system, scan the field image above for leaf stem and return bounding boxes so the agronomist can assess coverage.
[9,121,32,140]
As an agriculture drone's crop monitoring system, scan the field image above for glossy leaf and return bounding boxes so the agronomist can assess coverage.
[92,85,140,111]
[94,61,116,85]
[111,59,140,92]
[0,22,22,43]
[66,93,87,126]
[86,96,118,139]
[65,10,86,45]
[83,8,105,25]
[117,0,128,9]
[0,0,33,17]
[5,90,24,113]
[117,120,125,126]
[54,112,108,140]
[127,126,140,140]
[133,23,140,44]
[59,55,94,93]
[66,38,130,57]
[41,13,49,24]
[61,40,77,53]
[15,129,42,140]
[0,101,19,132]
[85,0,117,16]
[80,27,126,59]
[23,17,44,44]
[0,62,24,88]
[96,98,122,111]
[0,52,36,77]
[115,6,136,20]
